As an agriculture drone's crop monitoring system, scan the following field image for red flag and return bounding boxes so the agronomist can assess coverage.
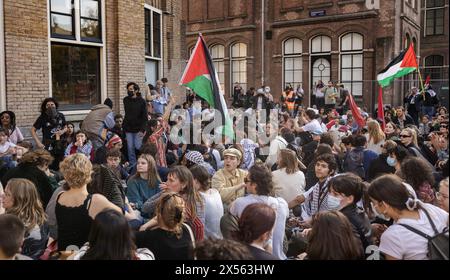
[378,86,385,131]
[348,93,366,128]
[424,75,431,86]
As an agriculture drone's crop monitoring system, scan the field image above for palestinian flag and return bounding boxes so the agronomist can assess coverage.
[377,43,418,88]
[179,35,234,139]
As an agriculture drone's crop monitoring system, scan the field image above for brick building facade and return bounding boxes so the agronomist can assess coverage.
[183,0,427,110]
[0,0,184,137]
[420,0,449,108]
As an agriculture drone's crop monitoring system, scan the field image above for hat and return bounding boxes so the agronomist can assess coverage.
[185,151,205,165]
[223,148,242,160]
[106,135,122,149]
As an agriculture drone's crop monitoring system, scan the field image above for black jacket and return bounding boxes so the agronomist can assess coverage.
[392,114,415,128]
[123,96,148,133]
[341,204,372,252]
[2,163,54,209]
[367,153,396,182]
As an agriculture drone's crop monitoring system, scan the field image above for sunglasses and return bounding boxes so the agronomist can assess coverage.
[400,134,411,138]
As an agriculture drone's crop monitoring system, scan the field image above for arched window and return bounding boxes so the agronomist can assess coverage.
[340,33,363,96]
[230,43,247,96]
[311,35,331,54]
[283,38,303,89]
[404,33,411,48]
[210,44,225,93]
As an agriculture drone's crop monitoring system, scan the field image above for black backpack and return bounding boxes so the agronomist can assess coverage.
[344,148,366,179]
[398,208,449,260]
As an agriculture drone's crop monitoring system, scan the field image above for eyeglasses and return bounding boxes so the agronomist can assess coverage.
[400,134,411,138]
[436,192,449,200]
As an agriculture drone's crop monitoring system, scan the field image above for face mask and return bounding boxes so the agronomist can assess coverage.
[327,194,342,210]
[46,107,57,118]
[370,202,390,221]
[127,90,134,97]
[386,156,397,167]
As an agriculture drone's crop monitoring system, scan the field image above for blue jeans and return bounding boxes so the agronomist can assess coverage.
[125,132,143,166]
[422,106,435,119]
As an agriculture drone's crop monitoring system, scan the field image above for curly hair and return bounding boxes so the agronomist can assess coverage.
[60,154,92,188]
[248,164,274,196]
[194,238,253,260]
[20,149,54,167]
[400,157,435,190]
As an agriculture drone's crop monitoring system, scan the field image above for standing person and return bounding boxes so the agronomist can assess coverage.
[324,81,338,109]
[404,87,421,125]
[31,97,66,151]
[229,164,289,260]
[123,82,148,166]
[337,83,350,115]
[72,209,154,260]
[160,77,172,114]
[392,106,414,129]
[190,165,224,239]
[80,102,115,150]
[233,82,242,108]
[234,203,278,260]
[244,87,255,109]
[369,174,448,260]
[314,80,325,109]
[135,192,194,260]
[55,154,122,251]
[366,120,386,155]
[419,83,439,118]
[3,179,49,259]
[272,149,306,203]
[0,111,24,145]
[294,83,304,116]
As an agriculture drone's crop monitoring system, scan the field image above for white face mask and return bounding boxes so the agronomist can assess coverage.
[327,195,342,210]
[370,202,390,221]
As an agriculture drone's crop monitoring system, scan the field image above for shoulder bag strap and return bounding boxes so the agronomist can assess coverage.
[183,222,196,249]
[397,223,432,240]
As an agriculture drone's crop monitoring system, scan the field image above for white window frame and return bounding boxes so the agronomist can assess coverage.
[230,43,247,98]
[424,0,446,37]
[48,0,106,114]
[144,4,163,81]
[282,38,303,91]
[210,44,225,94]
[339,33,364,96]
[309,35,332,105]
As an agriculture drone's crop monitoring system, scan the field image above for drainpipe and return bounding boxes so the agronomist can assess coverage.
[0,0,6,111]
[261,0,265,86]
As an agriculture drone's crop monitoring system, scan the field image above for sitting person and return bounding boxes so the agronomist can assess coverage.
[3,179,49,259]
[234,203,278,260]
[105,148,129,181]
[64,130,95,161]
[0,214,32,260]
[194,238,253,260]
[135,192,195,260]
[0,127,28,169]
[71,209,154,260]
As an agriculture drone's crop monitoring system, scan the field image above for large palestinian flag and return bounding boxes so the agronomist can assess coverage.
[179,35,234,139]
[377,43,418,88]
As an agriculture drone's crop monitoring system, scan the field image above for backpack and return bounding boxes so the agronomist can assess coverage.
[398,208,449,260]
[344,148,366,179]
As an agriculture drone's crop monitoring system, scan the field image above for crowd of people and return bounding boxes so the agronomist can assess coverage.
[0,79,448,261]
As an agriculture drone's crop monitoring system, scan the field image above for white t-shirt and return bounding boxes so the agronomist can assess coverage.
[379,203,449,260]
[272,168,305,203]
[0,141,16,154]
[229,194,289,260]
[302,119,323,135]
[200,189,224,239]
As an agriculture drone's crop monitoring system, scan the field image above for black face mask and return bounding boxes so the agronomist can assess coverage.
[127,90,134,97]
[46,107,57,118]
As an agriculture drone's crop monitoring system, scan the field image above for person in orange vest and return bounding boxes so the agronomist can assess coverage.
[284,86,296,117]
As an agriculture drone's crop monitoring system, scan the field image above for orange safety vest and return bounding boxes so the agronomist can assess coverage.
[285,90,295,111]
